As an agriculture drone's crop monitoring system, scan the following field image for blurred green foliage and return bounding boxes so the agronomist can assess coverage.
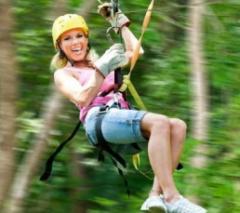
[12,0,240,212]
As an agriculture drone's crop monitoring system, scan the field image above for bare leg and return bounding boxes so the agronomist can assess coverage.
[141,113,181,202]
[169,118,187,166]
[149,118,187,197]
[141,114,206,212]
[149,176,161,196]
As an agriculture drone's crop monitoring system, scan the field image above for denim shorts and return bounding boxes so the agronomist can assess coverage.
[83,106,148,148]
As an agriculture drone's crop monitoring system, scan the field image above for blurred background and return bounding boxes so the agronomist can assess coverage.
[0,0,240,212]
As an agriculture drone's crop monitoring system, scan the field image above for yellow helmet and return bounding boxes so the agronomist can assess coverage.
[52,14,89,49]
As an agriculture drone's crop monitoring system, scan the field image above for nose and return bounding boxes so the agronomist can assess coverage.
[72,37,79,45]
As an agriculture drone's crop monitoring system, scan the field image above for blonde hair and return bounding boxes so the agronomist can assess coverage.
[50,48,99,71]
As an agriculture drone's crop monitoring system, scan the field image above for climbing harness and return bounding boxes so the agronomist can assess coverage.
[94,104,142,195]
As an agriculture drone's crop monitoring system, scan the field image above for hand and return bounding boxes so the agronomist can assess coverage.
[94,43,129,77]
[98,2,130,33]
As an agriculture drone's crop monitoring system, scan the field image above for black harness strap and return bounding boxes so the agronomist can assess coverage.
[177,163,183,170]
[95,107,126,168]
[114,67,122,92]
[40,121,81,181]
[111,158,130,196]
[95,106,131,195]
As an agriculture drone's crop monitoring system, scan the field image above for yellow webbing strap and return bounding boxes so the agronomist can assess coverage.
[120,0,155,171]
[120,75,147,110]
[120,75,145,171]
[129,0,155,73]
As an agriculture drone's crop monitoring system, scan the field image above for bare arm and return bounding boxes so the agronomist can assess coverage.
[121,26,144,59]
[54,68,104,107]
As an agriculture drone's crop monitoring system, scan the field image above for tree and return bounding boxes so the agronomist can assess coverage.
[188,0,208,142]
[4,0,68,212]
[5,0,97,212]
[0,0,18,208]
[186,0,208,203]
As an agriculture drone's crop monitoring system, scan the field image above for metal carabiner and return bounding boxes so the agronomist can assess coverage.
[106,0,119,44]
[111,0,119,16]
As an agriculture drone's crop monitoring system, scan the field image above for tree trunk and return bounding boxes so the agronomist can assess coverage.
[5,0,97,212]
[5,89,65,213]
[4,0,68,211]
[70,150,88,213]
[188,0,208,142]
[186,0,208,204]
[0,0,18,208]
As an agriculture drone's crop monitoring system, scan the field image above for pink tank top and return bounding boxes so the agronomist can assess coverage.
[66,66,129,122]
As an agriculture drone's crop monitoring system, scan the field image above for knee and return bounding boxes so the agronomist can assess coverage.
[151,115,170,132]
[171,118,187,134]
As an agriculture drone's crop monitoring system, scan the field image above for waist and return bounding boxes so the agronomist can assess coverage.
[80,93,129,123]
[84,106,102,124]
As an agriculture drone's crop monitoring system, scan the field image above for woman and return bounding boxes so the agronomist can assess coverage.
[51,3,207,213]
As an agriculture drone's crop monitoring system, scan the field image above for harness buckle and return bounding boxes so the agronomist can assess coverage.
[99,105,109,113]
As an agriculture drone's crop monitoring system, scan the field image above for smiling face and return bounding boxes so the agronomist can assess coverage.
[59,28,89,63]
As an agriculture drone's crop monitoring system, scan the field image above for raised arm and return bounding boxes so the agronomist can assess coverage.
[121,26,144,60]
[98,2,144,61]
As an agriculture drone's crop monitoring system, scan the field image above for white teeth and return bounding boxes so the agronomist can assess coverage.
[72,48,82,55]
[72,48,81,51]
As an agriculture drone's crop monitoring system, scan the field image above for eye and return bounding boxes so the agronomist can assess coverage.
[63,36,71,41]
[76,33,84,38]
